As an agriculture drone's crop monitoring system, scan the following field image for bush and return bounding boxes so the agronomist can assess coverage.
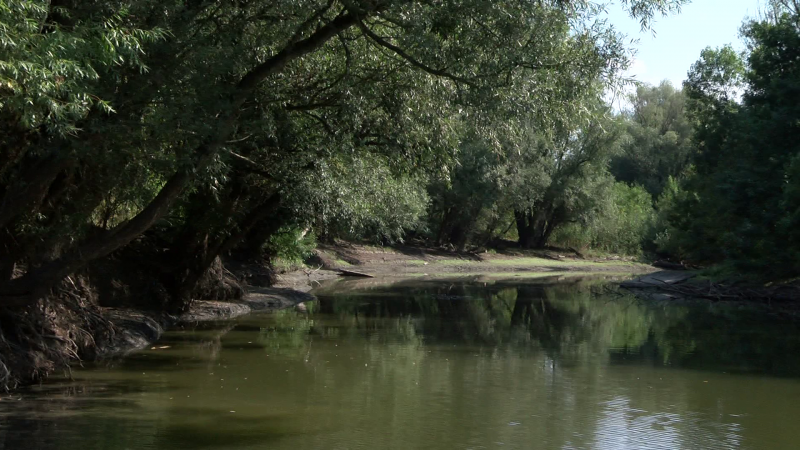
[650,176,689,259]
[265,227,317,270]
[551,182,655,255]
[291,155,429,244]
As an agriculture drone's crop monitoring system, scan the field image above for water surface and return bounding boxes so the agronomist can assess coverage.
[2,275,800,449]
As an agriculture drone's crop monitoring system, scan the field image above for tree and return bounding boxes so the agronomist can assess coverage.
[658,7,800,278]
[610,81,693,198]
[511,104,625,249]
[0,0,689,307]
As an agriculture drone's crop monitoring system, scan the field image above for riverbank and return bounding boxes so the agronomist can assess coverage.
[621,270,800,318]
[0,243,652,393]
[100,286,316,358]
[96,242,655,363]
[0,275,317,393]
[306,242,655,276]
[306,243,800,316]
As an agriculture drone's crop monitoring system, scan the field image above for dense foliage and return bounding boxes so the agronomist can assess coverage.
[4,0,795,309]
[654,4,800,279]
[610,81,693,199]
[8,0,800,396]
[427,1,800,279]
[0,0,690,314]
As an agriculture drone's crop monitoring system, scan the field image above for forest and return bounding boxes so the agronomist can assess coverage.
[0,0,798,389]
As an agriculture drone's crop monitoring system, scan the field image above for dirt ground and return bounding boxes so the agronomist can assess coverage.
[302,242,655,278]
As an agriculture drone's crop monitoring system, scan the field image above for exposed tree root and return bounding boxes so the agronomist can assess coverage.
[0,275,113,391]
[0,258,248,392]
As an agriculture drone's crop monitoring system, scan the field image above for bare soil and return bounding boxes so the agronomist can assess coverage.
[306,242,655,277]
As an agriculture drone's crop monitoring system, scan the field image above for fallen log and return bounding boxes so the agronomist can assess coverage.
[337,269,374,278]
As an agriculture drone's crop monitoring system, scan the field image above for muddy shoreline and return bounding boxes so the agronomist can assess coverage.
[99,244,654,358]
[99,286,319,357]
[621,270,800,318]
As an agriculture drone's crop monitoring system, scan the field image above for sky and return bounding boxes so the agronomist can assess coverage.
[605,0,765,89]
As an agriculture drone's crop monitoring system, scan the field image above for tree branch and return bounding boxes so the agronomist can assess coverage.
[357,20,477,88]
[236,8,365,95]
[287,0,336,44]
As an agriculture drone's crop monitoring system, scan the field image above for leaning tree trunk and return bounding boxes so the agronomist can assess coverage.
[0,230,17,282]
[167,193,282,313]
[238,209,287,260]
[0,155,215,305]
[0,10,365,307]
[0,156,74,230]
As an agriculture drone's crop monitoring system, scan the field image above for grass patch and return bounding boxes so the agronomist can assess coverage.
[473,271,636,280]
[357,244,398,254]
[273,257,307,273]
[333,259,352,267]
[435,258,485,266]
[404,259,428,266]
[488,257,630,268]
[389,271,636,281]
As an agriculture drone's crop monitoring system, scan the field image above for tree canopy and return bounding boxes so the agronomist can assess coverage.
[652,6,800,278]
[0,0,689,309]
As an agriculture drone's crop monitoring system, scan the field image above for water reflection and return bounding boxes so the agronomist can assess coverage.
[311,276,800,377]
[1,275,800,449]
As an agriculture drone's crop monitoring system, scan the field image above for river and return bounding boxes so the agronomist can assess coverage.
[1,274,799,449]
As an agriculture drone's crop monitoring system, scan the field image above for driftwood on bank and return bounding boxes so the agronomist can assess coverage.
[337,269,375,278]
[622,270,800,307]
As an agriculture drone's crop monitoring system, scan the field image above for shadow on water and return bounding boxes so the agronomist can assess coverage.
[0,405,304,450]
[153,408,314,449]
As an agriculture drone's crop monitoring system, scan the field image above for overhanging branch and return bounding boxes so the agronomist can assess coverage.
[357,20,477,88]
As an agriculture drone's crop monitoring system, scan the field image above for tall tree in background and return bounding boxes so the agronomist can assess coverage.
[660,6,800,277]
[610,81,693,198]
[511,105,624,249]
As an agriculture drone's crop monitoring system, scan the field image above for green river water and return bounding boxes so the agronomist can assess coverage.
[2,274,800,449]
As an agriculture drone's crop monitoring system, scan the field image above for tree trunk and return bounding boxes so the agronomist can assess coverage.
[0,10,364,306]
[0,234,16,283]
[516,207,559,249]
[436,208,455,246]
[167,193,282,313]
[238,212,286,260]
[0,152,212,302]
[0,156,73,230]
[515,210,532,248]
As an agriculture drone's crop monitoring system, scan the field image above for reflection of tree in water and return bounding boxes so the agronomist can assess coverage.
[8,278,800,450]
[309,278,800,376]
[311,277,665,355]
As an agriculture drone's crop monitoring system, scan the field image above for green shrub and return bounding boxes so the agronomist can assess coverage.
[551,182,655,255]
[292,155,429,244]
[265,227,317,269]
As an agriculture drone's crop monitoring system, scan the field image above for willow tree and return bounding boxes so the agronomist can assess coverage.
[0,0,687,307]
[610,81,693,198]
[510,105,625,249]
